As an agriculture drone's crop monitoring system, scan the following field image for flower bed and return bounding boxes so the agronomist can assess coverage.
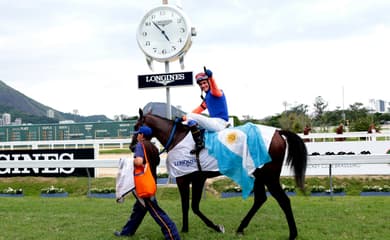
[310,185,346,196]
[220,185,249,198]
[40,186,68,197]
[310,192,346,197]
[156,173,176,184]
[360,185,390,196]
[157,178,176,184]
[88,187,116,198]
[0,187,24,197]
[220,191,249,198]
[221,185,296,198]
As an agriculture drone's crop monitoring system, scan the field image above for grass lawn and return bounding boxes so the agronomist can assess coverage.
[1,192,389,239]
[1,176,389,239]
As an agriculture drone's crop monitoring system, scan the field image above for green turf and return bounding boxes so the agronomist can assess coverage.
[1,176,389,239]
[0,195,389,240]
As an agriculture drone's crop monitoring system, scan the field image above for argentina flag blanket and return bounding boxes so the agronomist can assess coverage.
[205,123,273,199]
[167,122,276,199]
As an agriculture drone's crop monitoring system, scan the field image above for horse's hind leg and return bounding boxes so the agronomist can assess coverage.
[191,174,224,233]
[267,181,298,240]
[236,177,267,235]
[176,176,190,232]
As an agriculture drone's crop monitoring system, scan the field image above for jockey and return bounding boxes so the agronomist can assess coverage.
[183,67,230,154]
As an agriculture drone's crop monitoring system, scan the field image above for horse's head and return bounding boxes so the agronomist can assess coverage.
[129,108,189,152]
[129,108,148,152]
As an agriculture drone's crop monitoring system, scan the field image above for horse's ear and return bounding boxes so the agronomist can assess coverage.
[138,108,143,118]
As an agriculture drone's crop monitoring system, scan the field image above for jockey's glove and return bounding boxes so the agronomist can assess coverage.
[204,68,212,78]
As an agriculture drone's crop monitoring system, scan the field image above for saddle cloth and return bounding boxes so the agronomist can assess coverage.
[167,123,276,199]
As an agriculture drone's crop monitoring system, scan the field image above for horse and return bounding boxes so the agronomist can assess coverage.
[130,109,308,240]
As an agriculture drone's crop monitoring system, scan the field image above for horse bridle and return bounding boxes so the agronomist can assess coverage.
[158,117,181,154]
[141,115,202,171]
[139,115,180,155]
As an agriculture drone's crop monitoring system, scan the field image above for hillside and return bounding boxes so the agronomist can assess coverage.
[0,80,111,123]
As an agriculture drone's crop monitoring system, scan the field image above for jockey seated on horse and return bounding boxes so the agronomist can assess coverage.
[183,67,230,154]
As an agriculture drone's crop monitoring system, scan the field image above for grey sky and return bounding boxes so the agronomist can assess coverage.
[1,0,390,119]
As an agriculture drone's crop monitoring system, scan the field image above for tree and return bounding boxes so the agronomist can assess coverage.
[349,116,373,131]
[278,111,310,133]
[346,103,369,122]
[313,96,328,120]
[261,114,282,128]
[377,112,390,124]
[289,104,309,115]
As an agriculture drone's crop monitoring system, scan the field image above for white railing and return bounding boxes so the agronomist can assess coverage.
[305,154,390,196]
[1,155,389,194]
[0,139,132,150]
[0,159,119,168]
[308,154,390,165]
[299,131,390,141]
[0,159,121,196]
[1,155,389,172]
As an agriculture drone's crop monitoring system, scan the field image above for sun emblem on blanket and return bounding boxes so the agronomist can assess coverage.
[226,132,238,144]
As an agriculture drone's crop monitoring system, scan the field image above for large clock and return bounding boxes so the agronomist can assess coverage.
[136,5,193,63]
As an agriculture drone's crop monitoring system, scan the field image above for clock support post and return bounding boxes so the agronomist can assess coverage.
[165,61,172,119]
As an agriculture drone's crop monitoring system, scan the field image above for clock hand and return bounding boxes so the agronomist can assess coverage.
[152,21,170,42]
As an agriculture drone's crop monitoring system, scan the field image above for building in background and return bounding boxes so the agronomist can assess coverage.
[0,120,135,142]
[2,113,11,125]
[369,99,389,113]
[14,118,22,125]
[47,109,54,118]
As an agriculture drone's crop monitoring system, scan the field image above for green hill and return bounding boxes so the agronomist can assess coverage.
[0,80,111,123]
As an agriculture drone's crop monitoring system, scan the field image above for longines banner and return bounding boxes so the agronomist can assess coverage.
[0,148,95,177]
[138,71,193,88]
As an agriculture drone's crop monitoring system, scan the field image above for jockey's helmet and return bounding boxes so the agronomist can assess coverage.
[195,72,208,84]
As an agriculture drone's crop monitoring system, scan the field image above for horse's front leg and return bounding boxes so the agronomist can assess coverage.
[176,176,190,232]
[191,173,225,233]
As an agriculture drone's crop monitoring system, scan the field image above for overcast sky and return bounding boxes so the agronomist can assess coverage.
[1,0,390,120]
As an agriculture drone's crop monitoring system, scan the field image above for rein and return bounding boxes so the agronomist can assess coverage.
[158,117,181,154]
[153,116,202,172]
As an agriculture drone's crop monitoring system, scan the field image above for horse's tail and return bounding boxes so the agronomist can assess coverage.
[279,130,308,191]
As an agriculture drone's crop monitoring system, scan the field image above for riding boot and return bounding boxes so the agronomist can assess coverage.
[189,124,204,154]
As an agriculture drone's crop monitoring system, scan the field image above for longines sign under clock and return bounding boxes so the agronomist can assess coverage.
[0,148,94,177]
[138,71,193,88]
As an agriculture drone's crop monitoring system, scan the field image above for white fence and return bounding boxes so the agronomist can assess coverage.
[299,131,390,142]
[1,155,389,195]
[295,131,390,176]
[1,132,390,178]
[0,139,132,150]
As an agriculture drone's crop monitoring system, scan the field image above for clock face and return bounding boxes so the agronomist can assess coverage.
[136,5,192,62]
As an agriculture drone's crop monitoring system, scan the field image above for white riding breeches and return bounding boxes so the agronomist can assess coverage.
[186,113,228,132]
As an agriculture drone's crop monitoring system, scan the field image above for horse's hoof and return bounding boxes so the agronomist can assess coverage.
[181,228,188,233]
[236,230,244,236]
[217,224,225,233]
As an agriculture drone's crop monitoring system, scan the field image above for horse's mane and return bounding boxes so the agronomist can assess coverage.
[145,112,176,122]
[145,112,171,121]
[145,112,189,131]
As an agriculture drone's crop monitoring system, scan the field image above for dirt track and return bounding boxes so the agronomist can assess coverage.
[96,153,130,178]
